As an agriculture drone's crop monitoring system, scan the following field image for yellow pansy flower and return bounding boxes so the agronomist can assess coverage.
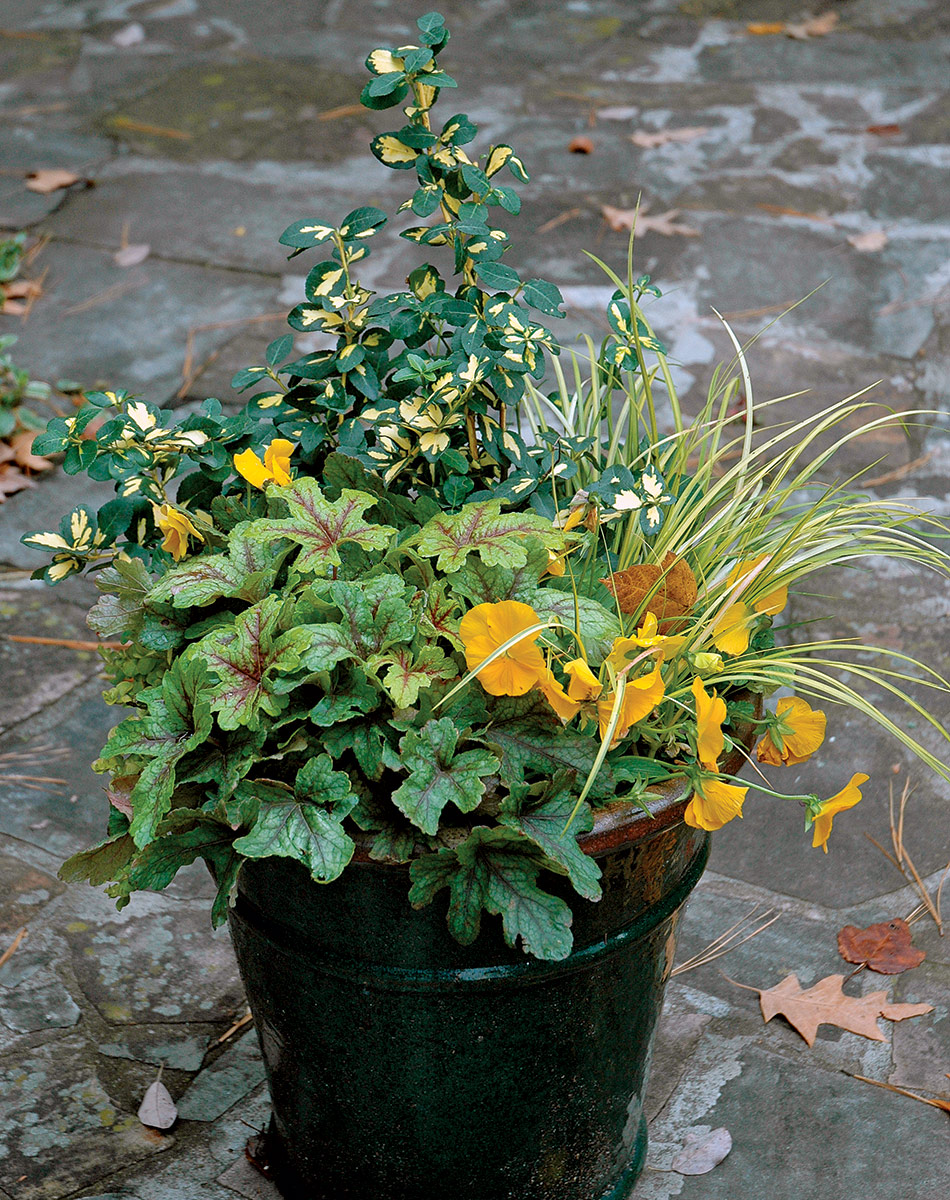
[537,669,582,723]
[154,504,203,562]
[727,554,788,615]
[597,663,665,747]
[692,677,726,769]
[811,773,868,852]
[233,438,295,489]
[757,697,827,766]
[684,775,748,831]
[710,600,755,656]
[458,601,546,697]
[606,612,668,673]
[564,658,602,702]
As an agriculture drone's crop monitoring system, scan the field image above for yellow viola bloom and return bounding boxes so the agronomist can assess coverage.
[233,438,295,489]
[711,600,754,656]
[597,663,665,747]
[458,600,546,697]
[811,773,868,852]
[692,677,726,769]
[154,504,203,562]
[564,658,602,702]
[606,612,669,673]
[757,696,827,766]
[727,554,788,615]
[684,775,748,831]
[538,669,582,723]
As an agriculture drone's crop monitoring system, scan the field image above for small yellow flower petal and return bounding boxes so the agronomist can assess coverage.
[538,669,582,722]
[692,676,726,770]
[711,601,753,656]
[154,503,203,562]
[811,773,868,852]
[564,658,601,702]
[233,447,271,490]
[263,438,295,486]
[597,664,665,746]
[684,776,747,831]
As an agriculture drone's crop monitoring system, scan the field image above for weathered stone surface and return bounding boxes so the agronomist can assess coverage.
[176,1030,265,1123]
[3,242,276,407]
[97,1026,217,1074]
[64,890,244,1026]
[0,575,99,731]
[640,1040,950,1199]
[0,853,64,936]
[0,684,121,859]
[0,1034,171,1200]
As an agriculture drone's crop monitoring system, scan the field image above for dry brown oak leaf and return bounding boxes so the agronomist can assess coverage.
[602,552,698,631]
[759,973,932,1046]
[837,917,926,975]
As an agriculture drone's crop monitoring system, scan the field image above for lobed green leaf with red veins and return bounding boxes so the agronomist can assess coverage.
[244,478,396,575]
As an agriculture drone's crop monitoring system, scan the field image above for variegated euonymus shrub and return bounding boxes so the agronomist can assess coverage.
[25,12,950,961]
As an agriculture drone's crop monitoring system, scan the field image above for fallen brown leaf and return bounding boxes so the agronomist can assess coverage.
[568,136,594,154]
[755,973,932,1045]
[24,168,79,194]
[747,13,839,39]
[2,279,42,300]
[837,917,926,975]
[866,123,902,136]
[630,126,707,148]
[786,12,839,39]
[9,431,54,473]
[601,203,700,237]
[0,463,35,500]
[847,229,888,253]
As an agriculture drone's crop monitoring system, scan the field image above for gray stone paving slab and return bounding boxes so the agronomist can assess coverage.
[97,1026,217,1074]
[175,1030,265,1123]
[63,888,244,1026]
[0,2,947,1197]
[0,1033,172,1200]
[4,241,277,406]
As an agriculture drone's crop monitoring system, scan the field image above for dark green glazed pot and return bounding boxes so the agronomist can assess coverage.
[228,757,743,1200]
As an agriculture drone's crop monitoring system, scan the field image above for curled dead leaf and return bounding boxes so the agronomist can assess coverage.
[568,136,594,154]
[114,242,151,268]
[786,12,839,39]
[837,917,925,975]
[9,432,54,473]
[138,1076,177,1130]
[25,168,80,195]
[0,464,36,500]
